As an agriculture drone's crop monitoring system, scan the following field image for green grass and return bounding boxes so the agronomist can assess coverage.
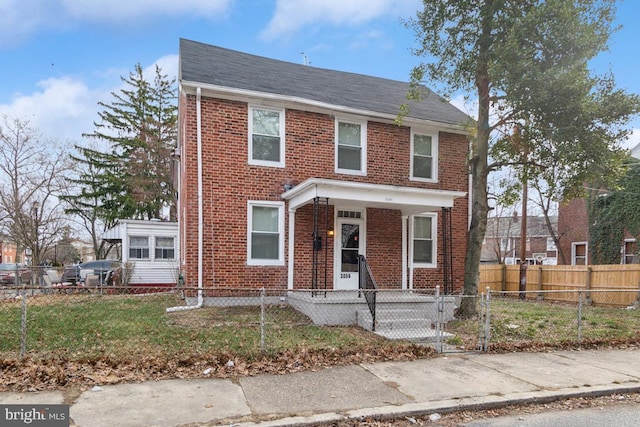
[2,293,639,362]
[446,297,640,347]
[0,294,383,361]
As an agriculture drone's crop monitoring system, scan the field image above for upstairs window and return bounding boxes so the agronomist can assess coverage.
[410,131,438,182]
[335,118,366,175]
[155,237,175,260]
[623,239,638,264]
[249,107,285,167]
[572,242,587,265]
[129,236,150,260]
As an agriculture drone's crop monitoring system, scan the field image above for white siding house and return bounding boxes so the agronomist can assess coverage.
[102,220,179,286]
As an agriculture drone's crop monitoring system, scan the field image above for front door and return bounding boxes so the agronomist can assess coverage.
[335,217,364,290]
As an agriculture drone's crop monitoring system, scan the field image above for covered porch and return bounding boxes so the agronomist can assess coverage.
[282,178,466,294]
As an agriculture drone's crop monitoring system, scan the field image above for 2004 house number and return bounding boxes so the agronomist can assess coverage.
[340,273,351,279]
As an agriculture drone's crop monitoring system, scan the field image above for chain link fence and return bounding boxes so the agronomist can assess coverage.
[1,283,639,362]
[473,289,640,352]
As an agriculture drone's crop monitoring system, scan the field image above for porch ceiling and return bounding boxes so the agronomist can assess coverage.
[281,178,466,215]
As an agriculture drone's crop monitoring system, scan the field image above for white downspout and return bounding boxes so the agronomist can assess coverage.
[287,208,295,290]
[168,87,203,312]
[401,215,408,290]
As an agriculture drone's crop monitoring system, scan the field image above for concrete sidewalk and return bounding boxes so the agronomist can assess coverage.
[2,348,640,426]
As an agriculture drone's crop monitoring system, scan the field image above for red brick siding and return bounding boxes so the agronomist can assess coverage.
[179,95,469,292]
[557,198,589,265]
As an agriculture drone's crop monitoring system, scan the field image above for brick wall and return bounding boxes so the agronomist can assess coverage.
[557,198,589,265]
[179,94,469,292]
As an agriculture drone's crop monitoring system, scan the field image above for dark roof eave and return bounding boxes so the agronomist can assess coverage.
[180,79,471,134]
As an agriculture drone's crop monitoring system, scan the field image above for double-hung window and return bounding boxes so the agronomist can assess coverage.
[623,239,638,264]
[335,118,366,175]
[412,214,437,267]
[247,201,284,265]
[572,242,588,265]
[249,106,285,167]
[410,130,438,182]
[155,237,175,260]
[129,236,150,260]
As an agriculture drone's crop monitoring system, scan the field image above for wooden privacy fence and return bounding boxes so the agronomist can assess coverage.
[480,264,640,306]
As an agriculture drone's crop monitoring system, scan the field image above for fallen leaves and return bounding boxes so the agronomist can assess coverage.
[0,343,437,393]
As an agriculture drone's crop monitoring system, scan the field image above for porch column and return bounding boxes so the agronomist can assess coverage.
[287,207,296,290]
[402,215,408,290]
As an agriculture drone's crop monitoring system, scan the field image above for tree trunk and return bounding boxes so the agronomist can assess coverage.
[458,26,492,317]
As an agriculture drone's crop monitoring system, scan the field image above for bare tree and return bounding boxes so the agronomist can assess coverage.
[0,115,75,266]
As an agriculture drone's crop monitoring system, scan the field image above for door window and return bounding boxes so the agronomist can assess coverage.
[341,223,359,273]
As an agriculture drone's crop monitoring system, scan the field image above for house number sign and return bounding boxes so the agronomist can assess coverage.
[341,273,351,279]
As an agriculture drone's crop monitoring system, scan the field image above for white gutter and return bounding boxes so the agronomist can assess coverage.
[167,87,204,312]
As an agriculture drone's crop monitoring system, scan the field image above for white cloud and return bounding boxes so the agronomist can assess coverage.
[261,0,421,40]
[0,55,178,145]
[0,0,231,46]
[624,128,640,151]
[62,0,231,21]
[0,77,104,144]
[449,94,476,118]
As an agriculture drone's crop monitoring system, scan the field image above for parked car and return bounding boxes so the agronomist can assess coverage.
[0,263,32,285]
[61,260,119,285]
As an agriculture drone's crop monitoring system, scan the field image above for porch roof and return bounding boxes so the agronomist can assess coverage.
[281,178,466,215]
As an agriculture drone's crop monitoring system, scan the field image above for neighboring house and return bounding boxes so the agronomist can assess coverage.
[69,239,96,263]
[177,39,470,294]
[0,237,18,264]
[482,213,558,265]
[102,219,179,286]
[557,143,640,265]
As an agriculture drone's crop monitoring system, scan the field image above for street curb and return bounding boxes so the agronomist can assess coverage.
[233,382,640,427]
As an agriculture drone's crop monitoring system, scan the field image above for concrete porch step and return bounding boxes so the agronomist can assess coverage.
[356,308,452,342]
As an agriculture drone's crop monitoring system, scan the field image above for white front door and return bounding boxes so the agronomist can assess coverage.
[335,217,364,290]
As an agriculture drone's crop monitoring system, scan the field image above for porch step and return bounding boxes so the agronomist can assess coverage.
[356,308,453,342]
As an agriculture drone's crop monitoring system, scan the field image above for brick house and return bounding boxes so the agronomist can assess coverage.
[176,39,470,296]
[557,143,640,265]
[481,214,558,265]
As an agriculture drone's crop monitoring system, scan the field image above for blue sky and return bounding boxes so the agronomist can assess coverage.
[1,0,638,149]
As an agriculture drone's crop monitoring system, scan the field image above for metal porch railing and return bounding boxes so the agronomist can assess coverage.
[358,255,378,331]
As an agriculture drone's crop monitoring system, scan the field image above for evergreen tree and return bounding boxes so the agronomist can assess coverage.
[64,64,177,256]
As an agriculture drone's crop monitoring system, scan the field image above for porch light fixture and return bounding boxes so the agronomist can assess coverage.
[327,229,334,237]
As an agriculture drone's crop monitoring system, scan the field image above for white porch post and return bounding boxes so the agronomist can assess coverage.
[287,207,296,290]
[402,215,408,290]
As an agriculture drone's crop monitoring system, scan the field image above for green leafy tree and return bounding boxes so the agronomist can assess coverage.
[407,0,638,316]
[64,64,177,256]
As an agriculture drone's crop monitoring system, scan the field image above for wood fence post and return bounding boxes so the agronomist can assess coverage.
[585,267,593,306]
[501,264,506,293]
[537,266,543,300]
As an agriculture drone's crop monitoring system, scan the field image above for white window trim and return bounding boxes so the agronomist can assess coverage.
[129,235,150,260]
[622,238,637,264]
[335,117,367,176]
[247,200,285,266]
[409,129,438,183]
[571,241,588,265]
[154,235,176,261]
[248,105,285,168]
[410,213,438,268]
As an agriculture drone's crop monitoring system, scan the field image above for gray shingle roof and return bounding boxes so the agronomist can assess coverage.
[179,38,470,127]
